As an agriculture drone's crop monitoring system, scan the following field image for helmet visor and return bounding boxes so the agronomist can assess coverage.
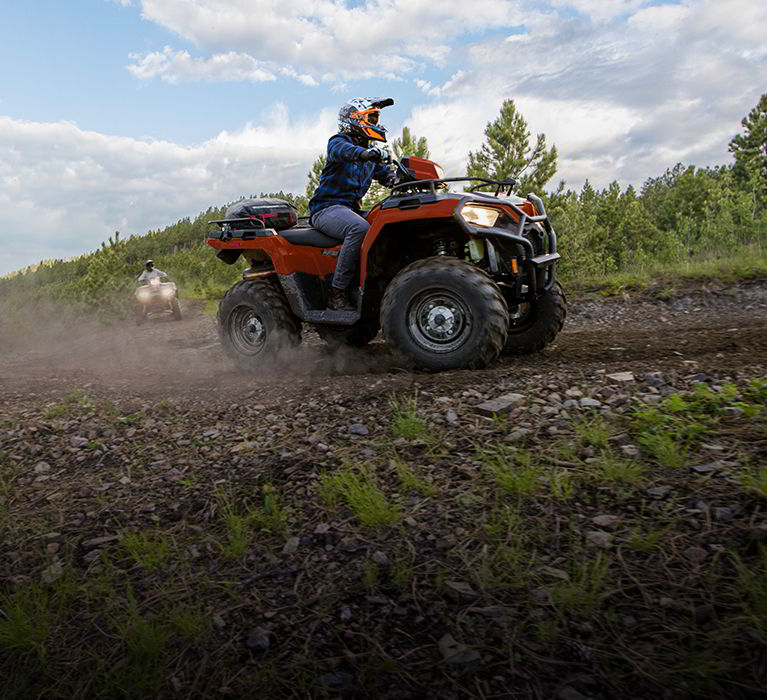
[362,109,380,125]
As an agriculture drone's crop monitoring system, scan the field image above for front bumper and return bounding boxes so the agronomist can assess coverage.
[453,197,559,297]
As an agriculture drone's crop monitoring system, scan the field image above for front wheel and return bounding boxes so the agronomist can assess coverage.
[217,279,301,370]
[380,257,508,371]
[503,281,567,355]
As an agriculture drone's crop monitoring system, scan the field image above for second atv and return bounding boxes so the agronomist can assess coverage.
[207,158,565,372]
[135,277,182,325]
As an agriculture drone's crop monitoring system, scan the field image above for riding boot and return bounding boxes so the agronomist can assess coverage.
[327,287,354,311]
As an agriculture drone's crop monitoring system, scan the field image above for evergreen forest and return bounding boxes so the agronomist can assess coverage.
[1,95,765,321]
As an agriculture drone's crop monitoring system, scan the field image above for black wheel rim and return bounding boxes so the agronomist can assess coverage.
[407,289,472,353]
[228,305,267,356]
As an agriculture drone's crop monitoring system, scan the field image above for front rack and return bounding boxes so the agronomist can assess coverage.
[390,176,518,198]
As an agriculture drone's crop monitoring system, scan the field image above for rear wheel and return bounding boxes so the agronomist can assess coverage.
[217,280,301,370]
[380,257,508,371]
[503,281,567,355]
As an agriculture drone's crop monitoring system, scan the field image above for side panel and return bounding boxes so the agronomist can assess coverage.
[207,235,338,278]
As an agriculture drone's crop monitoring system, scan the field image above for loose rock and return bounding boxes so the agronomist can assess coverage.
[474,393,525,416]
[438,633,481,665]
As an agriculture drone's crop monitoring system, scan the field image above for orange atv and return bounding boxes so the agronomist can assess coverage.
[206,157,565,372]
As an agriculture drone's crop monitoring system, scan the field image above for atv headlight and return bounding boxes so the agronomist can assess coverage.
[137,290,151,300]
[461,204,501,228]
[161,286,174,297]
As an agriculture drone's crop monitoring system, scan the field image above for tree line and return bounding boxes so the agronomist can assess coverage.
[1,94,765,317]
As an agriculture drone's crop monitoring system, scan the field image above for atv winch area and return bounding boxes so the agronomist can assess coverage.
[1,280,766,699]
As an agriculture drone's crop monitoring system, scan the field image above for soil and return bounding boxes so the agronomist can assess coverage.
[1,280,765,405]
[1,279,766,700]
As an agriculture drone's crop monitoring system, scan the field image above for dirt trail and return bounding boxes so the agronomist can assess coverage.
[1,281,765,406]
[2,280,767,700]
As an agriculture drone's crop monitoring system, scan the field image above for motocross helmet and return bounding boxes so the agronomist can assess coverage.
[339,97,394,144]
[145,260,154,270]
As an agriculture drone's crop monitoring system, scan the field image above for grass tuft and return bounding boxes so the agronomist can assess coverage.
[390,395,427,440]
[120,530,171,570]
[481,446,542,497]
[321,466,402,528]
[0,585,52,659]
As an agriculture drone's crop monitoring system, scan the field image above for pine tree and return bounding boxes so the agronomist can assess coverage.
[393,127,430,159]
[729,94,767,203]
[305,154,327,201]
[363,128,432,209]
[467,100,557,195]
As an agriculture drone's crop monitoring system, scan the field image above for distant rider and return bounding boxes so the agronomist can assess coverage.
[309,97,398,311]
[137,260,168,282]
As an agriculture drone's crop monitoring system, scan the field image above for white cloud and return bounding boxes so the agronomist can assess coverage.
[126,47,323,87]
[127,0,523,81]
[0,108,336,275]
[127,47,275,83]
[415,71,471,98]
[405,0,767,191]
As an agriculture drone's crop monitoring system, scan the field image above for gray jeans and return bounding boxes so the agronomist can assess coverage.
[311,205,370,290]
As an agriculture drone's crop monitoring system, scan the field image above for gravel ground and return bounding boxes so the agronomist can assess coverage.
[0,280,766,699]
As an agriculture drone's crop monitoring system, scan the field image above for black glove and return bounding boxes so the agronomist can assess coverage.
[360,146,390,163]
[384,170,399,188]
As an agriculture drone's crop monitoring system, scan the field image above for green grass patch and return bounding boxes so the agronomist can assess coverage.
[566,245,767,294]
[0,584,52,660]
[321,466,402,528]
[638,431,689,468]
[42,392,95,419]
[120,530,171,570]
[391,457,436,496]
[390,395,427,440]
[590,453,646,484]
[625,525,671,552]
[217,491,253,558]
[250,483,291,532]
[732,547,767,637]
[741,466,767,499]
[481,446,543,497]
[575,416,614,449]
[550,552,611,617]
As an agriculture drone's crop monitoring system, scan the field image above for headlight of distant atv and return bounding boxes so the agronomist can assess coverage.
[137,290,151,301]
[160,286,174,297]
[460,204,501,228]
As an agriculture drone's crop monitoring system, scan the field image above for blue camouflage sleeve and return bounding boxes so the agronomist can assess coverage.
[328,136,365,163]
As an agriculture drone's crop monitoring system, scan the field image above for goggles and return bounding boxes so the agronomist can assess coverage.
[355,109,380,125]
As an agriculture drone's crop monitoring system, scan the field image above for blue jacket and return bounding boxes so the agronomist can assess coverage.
[309,134,392,216]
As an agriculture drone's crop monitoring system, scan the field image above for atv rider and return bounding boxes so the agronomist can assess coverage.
[137,259,168,283]
[309,97,397,311]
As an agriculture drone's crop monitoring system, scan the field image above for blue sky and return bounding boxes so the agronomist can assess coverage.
[1,0,765,275]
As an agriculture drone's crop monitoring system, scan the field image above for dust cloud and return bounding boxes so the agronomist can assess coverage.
[0,298,395,400]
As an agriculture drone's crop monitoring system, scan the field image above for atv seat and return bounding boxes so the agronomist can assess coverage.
[279,228,340,248]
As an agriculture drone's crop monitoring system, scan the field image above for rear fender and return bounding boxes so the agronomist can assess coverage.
[207,233,339,277]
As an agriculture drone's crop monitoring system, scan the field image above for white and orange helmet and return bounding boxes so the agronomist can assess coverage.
[338,97,394,143]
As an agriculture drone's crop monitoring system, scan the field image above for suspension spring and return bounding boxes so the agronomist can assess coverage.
[433,239,449,256]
